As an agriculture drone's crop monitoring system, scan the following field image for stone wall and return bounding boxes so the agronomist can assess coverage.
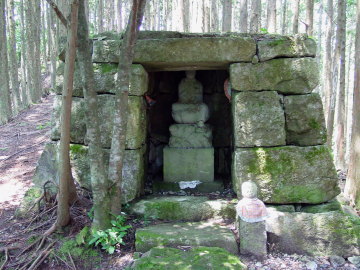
[34,31,339,205]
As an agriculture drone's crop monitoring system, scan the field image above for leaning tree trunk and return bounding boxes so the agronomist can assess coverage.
[249,0,261,33]
[0,0,12,124]
[77,0,111,230]
[293,0,300,34]
[239,0,248,33]
[55,0,79,228]
[108,0,146,216]
[345,0,360,208]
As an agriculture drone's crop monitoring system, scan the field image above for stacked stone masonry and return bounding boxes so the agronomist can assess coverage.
[35,31,339,205]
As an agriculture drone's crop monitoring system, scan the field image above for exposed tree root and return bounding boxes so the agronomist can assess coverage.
[0,248,9,270]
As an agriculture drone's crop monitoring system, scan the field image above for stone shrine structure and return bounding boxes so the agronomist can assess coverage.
[34,31,339,206]
[163,70,214,183]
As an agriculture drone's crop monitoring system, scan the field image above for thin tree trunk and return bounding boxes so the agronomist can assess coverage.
[98,0,103,32]
[210,0,219,31]
[222,0,232,32]
[7,0,21,111]
[345,0,360,208]
[306,0,315,36]
[108,0,146,215]
[281,0,287,34]
[267,0,276,33]
[183,0,190,31]
[117,0,123,31]
[20,0,29,107]
[239,0,248,33]
[249,0,261,33]
[334,0,347,169]
[56,0,79,228]
[0,0,12,124]
[293,0,300,34]
[77,0,110,230]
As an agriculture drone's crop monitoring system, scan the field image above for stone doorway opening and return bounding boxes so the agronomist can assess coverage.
[146,69,232,193]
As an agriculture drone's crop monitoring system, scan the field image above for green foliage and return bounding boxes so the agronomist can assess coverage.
[88,214,131,254]
[260,28,268,34]
[56,239,100,266]
[36,121,51,130]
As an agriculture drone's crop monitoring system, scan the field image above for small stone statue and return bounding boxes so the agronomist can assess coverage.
[236,181,268,223]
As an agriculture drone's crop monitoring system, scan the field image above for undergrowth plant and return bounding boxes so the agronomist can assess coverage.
[88,214,131,254]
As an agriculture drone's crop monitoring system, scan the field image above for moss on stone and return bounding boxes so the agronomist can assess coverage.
[304,146,329,165]
[15,187,43,217]
[308,118,321,130]
[96,63,118,74]
[70,144,87,156]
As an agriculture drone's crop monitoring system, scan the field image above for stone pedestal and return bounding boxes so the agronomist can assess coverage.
[238,218,267,257]
[163,147,214,182]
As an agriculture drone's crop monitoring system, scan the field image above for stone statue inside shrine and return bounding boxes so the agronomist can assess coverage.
[236,181,268,223]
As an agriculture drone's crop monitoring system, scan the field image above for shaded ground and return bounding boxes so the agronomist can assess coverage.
[0,95,54,219]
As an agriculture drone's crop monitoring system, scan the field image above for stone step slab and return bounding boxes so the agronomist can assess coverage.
[232,91,286,147]
[230,58,319,94]
[130,196,236,221]
[135,221,239,254]
[232,145,340,204]
[51,95,146,149]
[284,93,327,146]
[131,246,247,270]
[169,124,212,148]
[266,209,360,257]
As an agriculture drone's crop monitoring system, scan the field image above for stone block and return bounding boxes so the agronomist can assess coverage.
[163,147,214,182]
[266,209,360,257]
[257,35,317,61]
[32,143,146,203]
[172,103,209,124]
[51,95,147,149]
[168,124,212,148]
[230,58,319,94]
[232,91,286,147]
[130,196,236,221]
[55,64,148,97]
[232,145,340,204]
[300,200,343,213]
[135,222,239,254]
[284,93,327,146]
[93,37,256,70]
[238,219,267,257]
[131,247,246,270]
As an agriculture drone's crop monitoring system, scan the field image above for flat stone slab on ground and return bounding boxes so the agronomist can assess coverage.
[131,246,247,270]
[135,221,238,254]
[130,196,236,221]
[163,147,214,182]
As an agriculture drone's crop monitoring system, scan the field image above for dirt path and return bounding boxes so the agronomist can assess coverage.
[0,95,54,214]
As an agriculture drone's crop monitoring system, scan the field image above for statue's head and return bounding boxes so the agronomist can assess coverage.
[185,70,196,79]
[241,181,258,199]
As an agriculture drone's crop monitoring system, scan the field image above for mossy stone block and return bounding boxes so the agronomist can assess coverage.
[130,196,235,221]
[230,58,319,94]
[92,37,256,70]
[284,93,327,146]
[300,200,343,213]
[257,35,316,61]
[266,209,360,257]
[163,147,214,182]
[232,145,340,204]
[232,91,286,147]
[131,246,247,270]
[135,222,239,254]
[51,95,146,149]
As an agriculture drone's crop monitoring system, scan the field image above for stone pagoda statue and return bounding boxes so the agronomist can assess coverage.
[163,71,214,183]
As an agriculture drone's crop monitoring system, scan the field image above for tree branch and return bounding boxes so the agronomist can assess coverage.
[45,0,68,28]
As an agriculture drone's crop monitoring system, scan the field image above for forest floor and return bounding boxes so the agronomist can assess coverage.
[0,94,358,270]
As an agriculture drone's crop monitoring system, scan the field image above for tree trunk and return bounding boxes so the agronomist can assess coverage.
[239,0,248,33]
[98,0,103,32]
[108,0,146,216]
[210,0,219,32]
[20,0,29,107]
[7,0,21,111]
[324,0,333,130]
[183,0,190,32]
[56,0,79,228]
[249,0,261,33]
[281,0,287,34]
[222,0,232,32]
[267,0,276,33]
[117,0,123,31]
[77,0,110,230]
[334,0,347,169]
[345,0,360,208]
[0,0,12,124]
[306,0,315,36]
[293,0,300,34]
